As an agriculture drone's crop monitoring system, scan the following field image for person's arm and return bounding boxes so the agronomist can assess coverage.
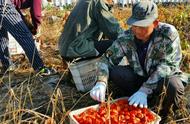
[90,37,127,102]
[95,0,123,40]
[142,27,182,90]
[30,0,42,33]
[96,37,128,83]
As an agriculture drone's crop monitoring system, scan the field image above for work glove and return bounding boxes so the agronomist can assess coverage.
[90,82,107,102]
[128,87,152,108]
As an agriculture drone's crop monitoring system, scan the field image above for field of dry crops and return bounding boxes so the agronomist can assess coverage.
[0,4,190,124]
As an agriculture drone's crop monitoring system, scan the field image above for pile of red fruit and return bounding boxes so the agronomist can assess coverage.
[73,99,156,124]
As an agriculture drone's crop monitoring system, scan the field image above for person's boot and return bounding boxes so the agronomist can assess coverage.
[36,67,57,77]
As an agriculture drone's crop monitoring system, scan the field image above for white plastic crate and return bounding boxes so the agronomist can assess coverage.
[8,33,40,55]
[69,97,161,124]
[69,58,100,92]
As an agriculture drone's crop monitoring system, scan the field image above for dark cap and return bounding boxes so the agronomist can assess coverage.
[127,1,158,27]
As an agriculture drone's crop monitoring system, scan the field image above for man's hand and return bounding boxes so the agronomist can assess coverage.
[128,87,152,108]
[32,27,41,39]
[31,27,38,35]
[90,82,106,102]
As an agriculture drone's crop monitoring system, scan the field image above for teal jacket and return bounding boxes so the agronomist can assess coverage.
[58,0,122,58]
[97,22,190,90]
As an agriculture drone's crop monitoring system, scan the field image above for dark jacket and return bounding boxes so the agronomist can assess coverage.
[59,0,122,58]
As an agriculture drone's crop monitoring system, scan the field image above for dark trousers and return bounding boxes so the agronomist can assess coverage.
[0,1,44,70]
[109,65,185,117]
